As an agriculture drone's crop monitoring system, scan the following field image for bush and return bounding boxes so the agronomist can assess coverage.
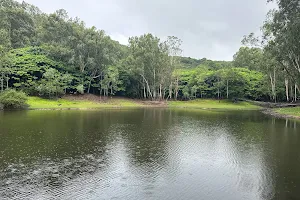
[0,89,28,109]
[76,84,84,94]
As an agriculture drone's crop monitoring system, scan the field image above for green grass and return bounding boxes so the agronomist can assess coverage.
[168,99,260,110]
[27,97,141,109]
[27,97,260,110]
[275,107,300,117]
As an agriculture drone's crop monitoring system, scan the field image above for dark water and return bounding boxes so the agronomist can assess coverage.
[0,109,300,200]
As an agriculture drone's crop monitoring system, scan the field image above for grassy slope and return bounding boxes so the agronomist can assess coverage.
[168,99,260,110]
[274,107,300,117]
[27,97,260,110]
[27,97,141,109]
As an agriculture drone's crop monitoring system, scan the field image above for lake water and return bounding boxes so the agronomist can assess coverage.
[0,109,299,200]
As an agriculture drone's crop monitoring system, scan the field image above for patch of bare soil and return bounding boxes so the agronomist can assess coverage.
[63,94,168,107]
[63,94,113,102]
[138,100,167,107]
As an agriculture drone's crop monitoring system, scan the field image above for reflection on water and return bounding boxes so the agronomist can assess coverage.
[0,109,299,200]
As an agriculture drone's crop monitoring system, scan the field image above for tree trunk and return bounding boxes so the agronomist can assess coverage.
[274,68,276,103]
[140,74,153,100]
[168,82,172,99]
[153,70,156,100]
[159,84,162,100]
[290,85,294,102]
[143,84,146,99]
[87,80,91,94]
[175,77,179,100]
[226,80,229,99]
[285,78,289,102]
[295,84,297,103]
[217,78,220,100]
[0,72,3,92]
[269,70,276,103]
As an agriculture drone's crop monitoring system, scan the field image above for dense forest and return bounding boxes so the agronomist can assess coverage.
[0,0,299,102]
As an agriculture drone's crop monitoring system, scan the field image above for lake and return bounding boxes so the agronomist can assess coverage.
[0,109,299,200]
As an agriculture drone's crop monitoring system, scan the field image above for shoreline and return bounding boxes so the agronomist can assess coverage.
[24,96,261,111]
[3,96,300,119]
[243,99,300,120]
[262,108,300,120]
[26,105,167,111]
[25,106,259,111]
[0,96,262,111]
[10,106,300,121]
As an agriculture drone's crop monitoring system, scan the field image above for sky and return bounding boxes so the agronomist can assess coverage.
[17,0,273,61]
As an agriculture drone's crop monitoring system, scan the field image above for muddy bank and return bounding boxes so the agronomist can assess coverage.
[245,100,300,108]
[262,108,300,120]
[63,94,168,107]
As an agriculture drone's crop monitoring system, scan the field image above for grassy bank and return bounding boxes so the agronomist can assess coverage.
[26,96,260,110]
[27,97,142,109]
[168,99,260,110]
[274,107,300,118]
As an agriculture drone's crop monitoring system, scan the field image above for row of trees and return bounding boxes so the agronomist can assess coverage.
[232,0,300,103]
[0,0,299,102]
[0,0,185,100]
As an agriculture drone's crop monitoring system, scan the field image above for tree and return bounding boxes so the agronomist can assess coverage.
[263,0,300,101]
[166,36,182,100]
[0,3,35,48]
[37,68,74,98]
[100,66,122,96]
[128,34,170,100]
[0,47,12,92]
[233,47,263,70]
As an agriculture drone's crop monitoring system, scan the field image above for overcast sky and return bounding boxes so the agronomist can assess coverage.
[17,0,273,61]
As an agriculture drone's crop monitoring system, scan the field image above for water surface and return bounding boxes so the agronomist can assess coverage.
[0,109,299,200]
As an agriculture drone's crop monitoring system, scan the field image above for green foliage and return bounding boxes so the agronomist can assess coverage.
[0,0,296,103]
[179,57,232,70]
[76,84,84,94]
[233,47,263,70]
[176,66,266,100]
[182,86,190,99]
[127,33,177,99]
[36,68,70,98]
[0,2,35,49]
[180,57,204,68]
[5,47,68,94]
[0,89,28,109]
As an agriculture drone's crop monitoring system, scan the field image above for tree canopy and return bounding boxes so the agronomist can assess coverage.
[0,0,298,102]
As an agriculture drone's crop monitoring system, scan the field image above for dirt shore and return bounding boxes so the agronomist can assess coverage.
[262,108,300,120]
[63,94,168,107]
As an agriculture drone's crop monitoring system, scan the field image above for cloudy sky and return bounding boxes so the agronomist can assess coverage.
[17,0,273,61]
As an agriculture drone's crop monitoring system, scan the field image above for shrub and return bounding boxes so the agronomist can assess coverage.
[76,84,84,94]
[0,89,28,109]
